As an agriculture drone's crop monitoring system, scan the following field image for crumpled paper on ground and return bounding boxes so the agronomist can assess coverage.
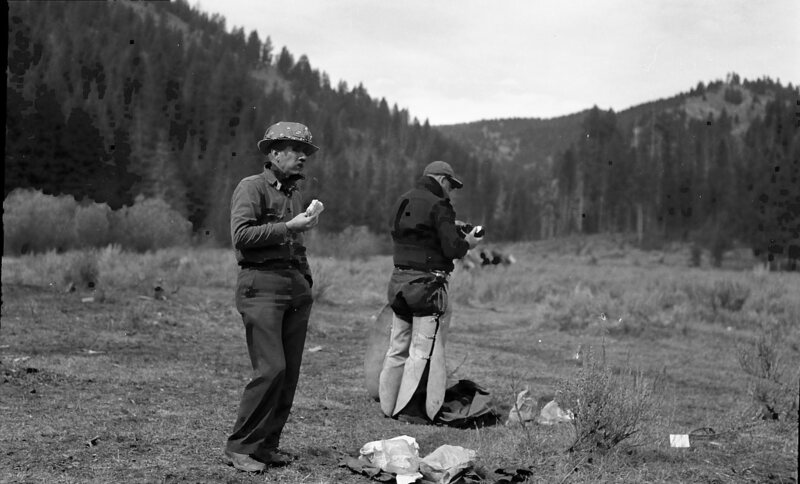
[356,436,477,484]
[535,400,573,425]
[505,389,538,425]
[418,444,477,484]
[360,435,422,483]
[506,390,573,425]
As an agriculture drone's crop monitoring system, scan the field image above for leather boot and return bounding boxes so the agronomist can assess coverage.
[223,450,266,473]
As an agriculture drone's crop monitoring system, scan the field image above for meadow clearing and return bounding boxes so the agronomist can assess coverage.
[1,235,798,483]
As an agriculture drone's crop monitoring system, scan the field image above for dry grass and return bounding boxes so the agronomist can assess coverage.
[1,238,798,483]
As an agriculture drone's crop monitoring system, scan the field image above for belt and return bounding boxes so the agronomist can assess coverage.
[240,260,300,270]
[394,265,450,279]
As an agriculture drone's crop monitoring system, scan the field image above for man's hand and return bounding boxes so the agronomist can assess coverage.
[464,226,483,249]
[286,212,319,233]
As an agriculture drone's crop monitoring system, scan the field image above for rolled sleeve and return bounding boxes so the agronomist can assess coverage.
[230,178,289,249]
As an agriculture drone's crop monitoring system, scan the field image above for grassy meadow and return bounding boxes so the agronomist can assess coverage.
[1,235,798,483]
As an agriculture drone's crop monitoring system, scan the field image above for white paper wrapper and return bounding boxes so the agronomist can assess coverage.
[305,199,324,217]
[669,434,690,448]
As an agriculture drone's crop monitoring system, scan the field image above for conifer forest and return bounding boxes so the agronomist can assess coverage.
[5,1,799,266]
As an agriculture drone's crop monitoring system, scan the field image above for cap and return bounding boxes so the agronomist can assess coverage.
[423,160,463,188]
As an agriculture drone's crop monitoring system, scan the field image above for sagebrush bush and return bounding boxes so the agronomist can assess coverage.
[74,202,112,248]
[3,188,78,254]
[111,196,192,252]
[541,284,614,333]
[737,330,800,422]
[3,189,194,254]
[555,348,663,454]
[709,280,750,312]
[683,279,751,323]
[64,250,100,290]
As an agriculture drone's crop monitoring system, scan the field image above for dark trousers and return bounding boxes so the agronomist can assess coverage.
[226,267,313,455]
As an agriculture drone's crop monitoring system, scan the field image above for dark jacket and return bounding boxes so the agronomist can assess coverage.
[230,167,311,280]
[390,176,470,272]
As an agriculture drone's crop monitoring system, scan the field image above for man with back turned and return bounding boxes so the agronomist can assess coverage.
[379,160,483,424]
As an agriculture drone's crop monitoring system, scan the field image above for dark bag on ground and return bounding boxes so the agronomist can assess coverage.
[435,379,502,428]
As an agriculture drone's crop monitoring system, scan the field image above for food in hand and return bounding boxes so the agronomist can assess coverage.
[305,199,324,217]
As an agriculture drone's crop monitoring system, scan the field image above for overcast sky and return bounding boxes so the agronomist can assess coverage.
[194,0,799,125]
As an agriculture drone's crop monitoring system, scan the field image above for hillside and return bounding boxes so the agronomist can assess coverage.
[5,0,490,243]
[5,1,799,262]
[435,77,799,264]
[437,112,587,168]
[437,75,788,168]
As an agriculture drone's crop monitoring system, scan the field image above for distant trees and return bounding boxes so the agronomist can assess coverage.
[5,0,798,260]
[6,0,494,245]
[741,92,800,268]
[545,79,799,266]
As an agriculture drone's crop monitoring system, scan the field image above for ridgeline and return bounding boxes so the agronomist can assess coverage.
[6,1,799,266]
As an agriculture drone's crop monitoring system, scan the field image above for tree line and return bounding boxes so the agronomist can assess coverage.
[5,0,490,245]
[546,78,799,266]
[5,1,799,266]
[442,76,799,266]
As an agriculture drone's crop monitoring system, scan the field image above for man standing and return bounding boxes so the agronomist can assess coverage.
[225,121,321,473]
[379,161,482,423]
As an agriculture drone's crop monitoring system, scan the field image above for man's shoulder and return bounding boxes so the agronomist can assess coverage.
[235,173,266,191]
[406,185,441,200]
[239,173,264,185]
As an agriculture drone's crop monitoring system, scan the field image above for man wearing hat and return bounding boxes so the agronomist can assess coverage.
[224,121,321,472]
[378,161,483,423]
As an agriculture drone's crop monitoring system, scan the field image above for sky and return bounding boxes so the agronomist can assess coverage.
[194,0,799,125]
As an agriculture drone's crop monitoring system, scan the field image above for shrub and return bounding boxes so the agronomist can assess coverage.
[63,250,100,290]
[555,348,663,454]
[74,202,112,248]
[709,280,750,312]
[3,190,192,254]
[3,188,78,255]
[541,284,613,333]
[111,195,192,252]
[737,330,800,422]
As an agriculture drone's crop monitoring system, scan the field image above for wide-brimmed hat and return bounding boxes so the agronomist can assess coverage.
[257,121,319,155]
[423,160,463,188]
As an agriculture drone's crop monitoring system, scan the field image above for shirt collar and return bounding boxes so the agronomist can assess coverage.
[263,166,301,193]
[417,175,448,199]
[263,166,279,189]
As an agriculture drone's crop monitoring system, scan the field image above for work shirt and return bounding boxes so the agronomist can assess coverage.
[230,166,311,280]
[390,176,470,272]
